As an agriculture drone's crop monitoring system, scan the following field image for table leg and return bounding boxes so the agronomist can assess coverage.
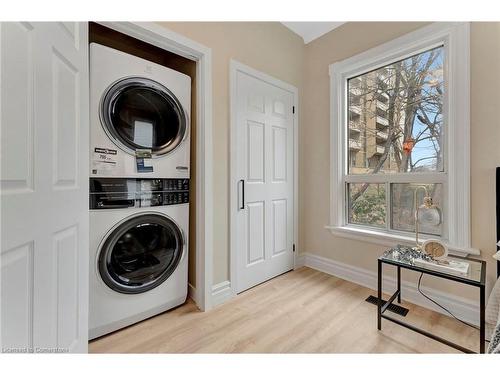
[480,284,485,353]
[378,259,382,330]
[397,265,401,304]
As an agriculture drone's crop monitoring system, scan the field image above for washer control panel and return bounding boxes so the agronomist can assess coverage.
[90,178,189,209]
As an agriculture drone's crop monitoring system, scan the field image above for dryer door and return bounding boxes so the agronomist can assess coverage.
[101,77,188,156]
[98,213,184,294]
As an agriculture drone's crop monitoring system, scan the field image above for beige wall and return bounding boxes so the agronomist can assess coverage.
[470,23,500,288]
[302,22,500,297]
[157,21,500,299]
[158,22,304,284]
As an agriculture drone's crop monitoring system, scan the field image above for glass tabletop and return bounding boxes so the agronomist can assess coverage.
[379,245,485,285]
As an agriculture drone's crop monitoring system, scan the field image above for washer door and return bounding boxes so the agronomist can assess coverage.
[99,213,184,294]
[100,77,187,156]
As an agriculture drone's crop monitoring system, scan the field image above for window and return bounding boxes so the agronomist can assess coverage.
[329,23,473,255]
[346,46,444,235]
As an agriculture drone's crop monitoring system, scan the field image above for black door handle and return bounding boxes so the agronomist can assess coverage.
[239,179,245,210]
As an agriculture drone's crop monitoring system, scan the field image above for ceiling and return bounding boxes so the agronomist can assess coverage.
[281,22,345,44]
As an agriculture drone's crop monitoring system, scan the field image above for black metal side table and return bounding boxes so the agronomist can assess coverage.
[378,245,486,353]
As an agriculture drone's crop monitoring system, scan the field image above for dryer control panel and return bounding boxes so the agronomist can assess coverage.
[90,178,189,209]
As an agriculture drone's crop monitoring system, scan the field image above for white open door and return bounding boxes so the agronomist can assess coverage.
[231,61,297,294]
[1,22,89,353]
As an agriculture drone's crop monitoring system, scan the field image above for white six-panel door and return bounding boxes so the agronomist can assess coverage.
[1,22,89,353]
[232,63,296,294]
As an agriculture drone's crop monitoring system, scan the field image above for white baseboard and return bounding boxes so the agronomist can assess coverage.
[211,280,233,307]
[302,252,479,325]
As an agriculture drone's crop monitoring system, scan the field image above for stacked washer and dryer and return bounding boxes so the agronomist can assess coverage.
[89,43,191,339]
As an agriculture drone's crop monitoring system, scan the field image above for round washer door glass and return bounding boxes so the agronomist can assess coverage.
[99,213,184,294]
[101,77,187,155]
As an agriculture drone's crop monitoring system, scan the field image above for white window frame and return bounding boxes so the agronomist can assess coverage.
[327,22,478,256]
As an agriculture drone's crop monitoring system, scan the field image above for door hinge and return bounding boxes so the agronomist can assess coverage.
[292,106,295,114]
[293,244,296,252]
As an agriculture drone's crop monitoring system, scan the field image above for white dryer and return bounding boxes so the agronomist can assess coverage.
[90,43,191,178]
[89,177,189,340]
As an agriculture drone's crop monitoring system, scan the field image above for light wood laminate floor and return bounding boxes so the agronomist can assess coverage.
[89,267,478,353]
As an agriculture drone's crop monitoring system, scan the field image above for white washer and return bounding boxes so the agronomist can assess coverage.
[89,178,189,340]
[90,43,191,178]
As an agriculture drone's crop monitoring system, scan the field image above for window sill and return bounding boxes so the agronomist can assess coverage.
[324,225,480,257]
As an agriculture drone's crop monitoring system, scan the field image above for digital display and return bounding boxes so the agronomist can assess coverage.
[90,178,189,209]
[140,179,162,192]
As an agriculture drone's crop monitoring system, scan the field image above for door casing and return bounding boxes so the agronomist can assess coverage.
[229,59,299,297]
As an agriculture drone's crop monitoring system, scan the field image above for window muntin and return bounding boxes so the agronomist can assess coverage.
[344,46,445,237]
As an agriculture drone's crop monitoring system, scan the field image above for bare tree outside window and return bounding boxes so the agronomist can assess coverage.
[346,46,444,234]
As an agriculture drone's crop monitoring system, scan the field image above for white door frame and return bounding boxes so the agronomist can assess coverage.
[229,59,299,296]
[97,22,214,311]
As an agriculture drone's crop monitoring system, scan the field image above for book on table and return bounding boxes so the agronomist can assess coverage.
[413,257,470,276]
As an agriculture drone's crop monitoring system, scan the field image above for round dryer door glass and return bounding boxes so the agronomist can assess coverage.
[101,77,187,155]
[99,213,184,294]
